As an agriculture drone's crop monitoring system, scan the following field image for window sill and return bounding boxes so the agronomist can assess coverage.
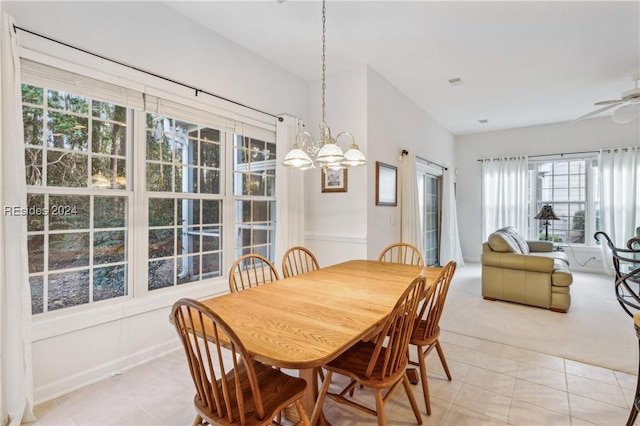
[31,279,228,342]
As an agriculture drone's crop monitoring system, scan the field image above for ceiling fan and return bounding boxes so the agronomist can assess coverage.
[576,73,640,124]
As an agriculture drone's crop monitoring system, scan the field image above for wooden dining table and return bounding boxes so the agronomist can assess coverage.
[191,259,442,424]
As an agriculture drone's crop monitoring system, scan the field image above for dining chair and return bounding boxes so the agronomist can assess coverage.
[171,298,310,426]
[378,242,425,266]
[594,231,640,426]
[282,246,320,278]
[229,253,280,293]
[408,260,457,415]
[310,275,426,426]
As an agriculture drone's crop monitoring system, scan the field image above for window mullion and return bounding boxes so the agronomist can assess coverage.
[224,130,235,277]
[132,109,149,297]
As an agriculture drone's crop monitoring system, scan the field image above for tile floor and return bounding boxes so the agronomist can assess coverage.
[28,330,637,425]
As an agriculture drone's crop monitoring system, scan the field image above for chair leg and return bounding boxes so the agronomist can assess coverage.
[311,371,332,425]
[294,399,311,426]
[192,414,203,426]
[318,367,325,382]
[627,404,639,426]
[627,334,640,426]
[417,345,431,415]
[435,340,452,381]
[375,389,386,426]
[402,373,423,424]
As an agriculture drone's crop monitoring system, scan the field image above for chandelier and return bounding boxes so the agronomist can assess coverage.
[282,0,366,171]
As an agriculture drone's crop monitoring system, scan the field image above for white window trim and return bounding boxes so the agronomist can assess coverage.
[21,38,277,341]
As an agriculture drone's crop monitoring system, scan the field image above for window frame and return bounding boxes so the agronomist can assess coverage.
[527,154,599,245]
[19,46,277,340]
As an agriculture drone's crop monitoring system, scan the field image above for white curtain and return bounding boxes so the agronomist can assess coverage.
[481,156,529,240]
[1,13,36,425]
[599,147,640,275]
[274,115,305,272]
[440,169,465,266]
[399,153,423,254]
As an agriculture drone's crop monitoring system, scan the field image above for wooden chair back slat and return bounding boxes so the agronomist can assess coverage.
[282,246,320,278]
[365,275,426,379]
[172,298,265,425]
[415,261,456,340]
[378,242,425,266]
[229,253,279,293]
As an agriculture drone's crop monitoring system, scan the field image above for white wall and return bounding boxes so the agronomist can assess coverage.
[366,67,455,259]
[3,0,309,403]
[5,1,308,119]
[303,65,456,265]
[304,66,369,266]
[455,117,640,268]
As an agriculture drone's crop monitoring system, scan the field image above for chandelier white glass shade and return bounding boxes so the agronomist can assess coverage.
[282,0,366,171]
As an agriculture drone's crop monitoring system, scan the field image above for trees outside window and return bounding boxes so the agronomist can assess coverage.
[22,73,276,316]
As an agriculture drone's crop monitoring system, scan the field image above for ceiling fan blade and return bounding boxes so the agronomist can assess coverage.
[612,103,640,124]
[594,99,625,106]
[573,103,620,122]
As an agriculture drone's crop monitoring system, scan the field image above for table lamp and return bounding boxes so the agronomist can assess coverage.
[535,204,560,241]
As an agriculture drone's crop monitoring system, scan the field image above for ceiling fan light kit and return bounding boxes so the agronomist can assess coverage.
[576,72,640,124]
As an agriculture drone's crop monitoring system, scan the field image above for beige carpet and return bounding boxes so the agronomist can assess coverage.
[440,262,638,374]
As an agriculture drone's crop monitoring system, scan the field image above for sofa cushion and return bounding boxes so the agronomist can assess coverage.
[488,226,531,254]
[488,231,522,253]
[527,240,553,253]
[500,226,530,254]
[529,251,570,266]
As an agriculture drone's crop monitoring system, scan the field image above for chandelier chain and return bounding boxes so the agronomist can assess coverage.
[321,0,327,128]
[281,0,366,169]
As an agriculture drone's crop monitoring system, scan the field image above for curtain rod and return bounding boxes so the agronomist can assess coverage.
[476,149,600,162]
[13,25,281,121]
[402,150,448,170]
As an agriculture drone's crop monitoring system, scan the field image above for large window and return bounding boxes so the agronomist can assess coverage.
[21,61,276,316]
[23,84,130,314]
[233,135,276,260]
[146,114,224,291]
[529,156,598,244]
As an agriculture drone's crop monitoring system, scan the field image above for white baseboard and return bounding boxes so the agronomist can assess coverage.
[34,339,181,405]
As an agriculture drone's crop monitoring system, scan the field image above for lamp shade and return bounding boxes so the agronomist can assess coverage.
[534,204,560,221]
[315,142,345,164]
[342,143,367,167]
[282,144,313,169]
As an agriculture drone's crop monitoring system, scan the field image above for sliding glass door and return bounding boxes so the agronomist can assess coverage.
[418,162,442,266]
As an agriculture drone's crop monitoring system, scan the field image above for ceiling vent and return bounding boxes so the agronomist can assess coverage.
[478,119,489,124]
[448,77,463,86]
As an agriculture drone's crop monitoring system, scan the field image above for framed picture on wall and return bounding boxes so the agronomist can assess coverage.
[321,168,348,193]
[376,161,397,206]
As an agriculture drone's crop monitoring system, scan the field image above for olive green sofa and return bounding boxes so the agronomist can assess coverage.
[481,226,573,312]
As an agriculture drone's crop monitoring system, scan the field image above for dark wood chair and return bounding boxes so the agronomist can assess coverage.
[282,246,320,278]
[408,261,457,415]
[171,298,310,426]
[378,242,425,266]
[310,275,426,426]
[229,253,279,293]
[594,232,640,426]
